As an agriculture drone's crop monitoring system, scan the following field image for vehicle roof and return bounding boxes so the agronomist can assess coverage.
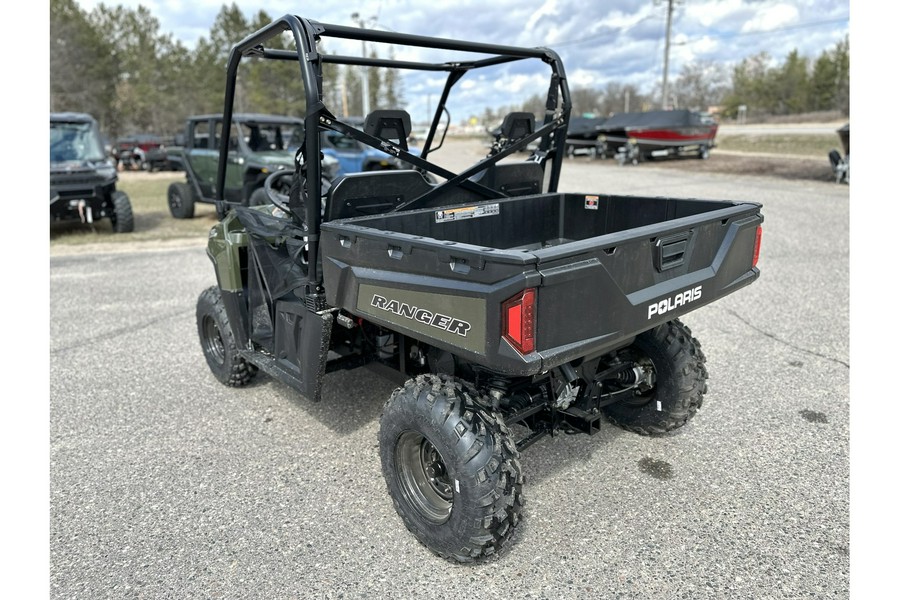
[50,112,97,124]
[188,113,303,124]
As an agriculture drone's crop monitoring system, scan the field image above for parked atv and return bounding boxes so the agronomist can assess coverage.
[50,112,134,233]
[828,123,849,184]
[194,16,764,563]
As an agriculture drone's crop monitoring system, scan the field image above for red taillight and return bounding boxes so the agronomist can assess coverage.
[502,288,536,355]
[752,226,762,267]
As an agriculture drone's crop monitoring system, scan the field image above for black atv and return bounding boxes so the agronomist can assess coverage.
[50,113,134,233]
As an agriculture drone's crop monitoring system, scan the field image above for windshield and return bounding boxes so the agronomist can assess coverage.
[237,121,303,153]
[50,121,106,163]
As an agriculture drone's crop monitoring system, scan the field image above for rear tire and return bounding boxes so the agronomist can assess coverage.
[168,182,195,219]
[380,374,525,562]
[602,318,708,435]
[196,286,257,387]
[110,191,134,233]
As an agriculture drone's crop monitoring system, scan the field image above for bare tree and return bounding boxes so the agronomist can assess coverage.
[570,87,602,116]
[671,60,729,111]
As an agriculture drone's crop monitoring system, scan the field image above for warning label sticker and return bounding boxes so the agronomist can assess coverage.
[435,203,500,223]
[584,195,600,210]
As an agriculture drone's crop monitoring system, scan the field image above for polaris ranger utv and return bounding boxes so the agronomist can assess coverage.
[195,16,764,562]
[50,113,134,233]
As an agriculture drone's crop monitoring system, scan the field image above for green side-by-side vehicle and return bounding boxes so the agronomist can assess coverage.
[194,16,764,562]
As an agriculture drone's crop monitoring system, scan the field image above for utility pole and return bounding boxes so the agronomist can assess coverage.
[352,12,376,117]
[658,0,676,110]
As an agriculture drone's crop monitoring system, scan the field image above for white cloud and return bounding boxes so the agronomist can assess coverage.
[568,69,597,88]
[525,0,560,32]
[493,73,546,95]
[685,0,744,28]
[741,3,799,33]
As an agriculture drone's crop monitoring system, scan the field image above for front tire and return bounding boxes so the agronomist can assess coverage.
[602,319,708,435]
[380,374,524,562]
[168,182,195,219]
[196,286,257,387]
[110,191,134,233]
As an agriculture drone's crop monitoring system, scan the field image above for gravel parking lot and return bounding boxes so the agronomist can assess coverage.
[46,148,850,598]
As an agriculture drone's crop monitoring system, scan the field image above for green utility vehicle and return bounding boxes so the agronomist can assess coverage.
[166,113,338,218]
[194,16,764,562]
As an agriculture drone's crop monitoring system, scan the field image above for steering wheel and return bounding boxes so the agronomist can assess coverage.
[262,169,293,210]
[262,167,334,218]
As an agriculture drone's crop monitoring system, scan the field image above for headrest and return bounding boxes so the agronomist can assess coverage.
[500,112,535,140]
[364,109,411,151]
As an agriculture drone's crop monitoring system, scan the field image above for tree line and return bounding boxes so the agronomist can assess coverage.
[51,0,848,139]
[495,37,849,123]
[50,0,404,139]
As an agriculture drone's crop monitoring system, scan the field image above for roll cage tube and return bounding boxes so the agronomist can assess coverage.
[214,15,572,288]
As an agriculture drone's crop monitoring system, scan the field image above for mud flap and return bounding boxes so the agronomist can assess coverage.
[271,301,333,402]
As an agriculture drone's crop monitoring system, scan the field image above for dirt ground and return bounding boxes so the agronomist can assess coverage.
[438,136,839,183]
[646,150,838,182]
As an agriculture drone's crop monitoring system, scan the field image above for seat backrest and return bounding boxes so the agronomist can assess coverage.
[325,170,434,221]
[472,162,543,197]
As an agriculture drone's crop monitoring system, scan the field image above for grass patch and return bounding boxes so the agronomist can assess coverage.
[716,134,840,158]
[50,172,218,246]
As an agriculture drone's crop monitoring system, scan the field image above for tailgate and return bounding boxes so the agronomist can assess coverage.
[532,199,762,369]
[320,194,762,376]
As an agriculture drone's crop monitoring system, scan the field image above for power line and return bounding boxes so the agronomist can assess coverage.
[673,16,849,46]
[544,13,848,50]
[550,13,660,48]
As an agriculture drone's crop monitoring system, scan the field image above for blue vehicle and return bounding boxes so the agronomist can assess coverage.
[319,117,425,177]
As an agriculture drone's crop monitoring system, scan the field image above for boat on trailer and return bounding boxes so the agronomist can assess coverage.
[597,109,718,165]
[563,116,607,158]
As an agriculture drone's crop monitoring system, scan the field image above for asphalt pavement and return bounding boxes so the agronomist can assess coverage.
[48,157,850,599]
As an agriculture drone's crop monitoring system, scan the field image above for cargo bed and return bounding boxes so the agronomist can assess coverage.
[321,192,762,376]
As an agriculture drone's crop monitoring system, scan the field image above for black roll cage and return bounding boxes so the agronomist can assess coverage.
[215,15,572,289]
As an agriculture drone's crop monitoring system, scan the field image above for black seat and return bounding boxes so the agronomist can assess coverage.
[471,162,543,197]
[325,170,434,221]
[324,109,430,221]
[324,109,543,220]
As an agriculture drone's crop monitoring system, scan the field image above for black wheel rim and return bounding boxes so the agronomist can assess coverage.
[170,190,182,211]
[395,431,453,524]
[201,315,226,365]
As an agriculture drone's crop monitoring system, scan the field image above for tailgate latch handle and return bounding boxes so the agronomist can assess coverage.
[654,233,690,272]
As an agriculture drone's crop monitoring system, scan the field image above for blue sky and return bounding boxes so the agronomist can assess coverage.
[68,1,850,122]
